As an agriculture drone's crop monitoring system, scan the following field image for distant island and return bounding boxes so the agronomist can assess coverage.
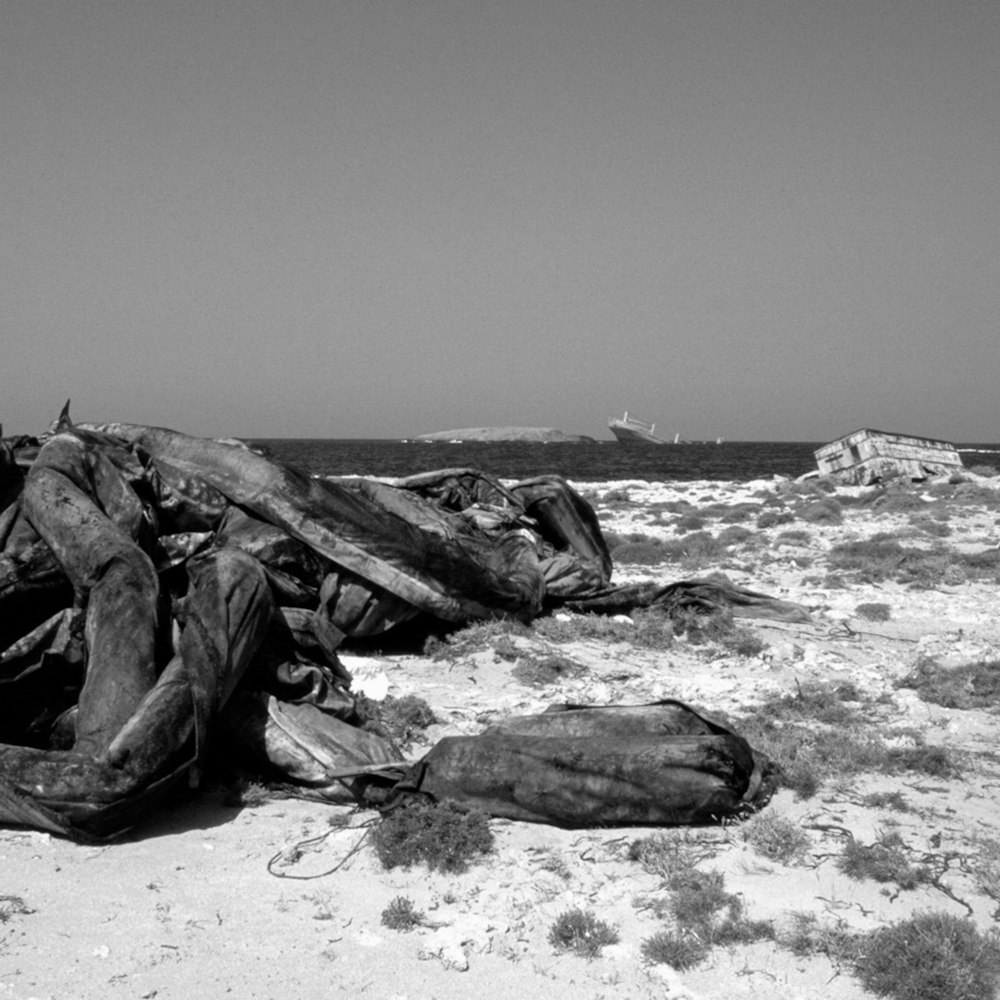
[413,426,595,443]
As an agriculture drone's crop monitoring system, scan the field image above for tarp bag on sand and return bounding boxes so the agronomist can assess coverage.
[387,700,773,827]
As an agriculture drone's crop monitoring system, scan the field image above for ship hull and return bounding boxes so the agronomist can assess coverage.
[608,421,669,446]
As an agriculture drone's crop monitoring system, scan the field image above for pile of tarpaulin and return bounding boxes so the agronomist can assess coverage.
[1,408,808,842]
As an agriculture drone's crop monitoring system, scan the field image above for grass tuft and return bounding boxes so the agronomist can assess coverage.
[897,657,1000,711]
[354,693,437,751]
[511,653,586,685]
[641,930,708,969]
[380,896,425,931]
[855,602,892,622]
[837,831,929,890]
[371,798,494,873]
[548,908,619,958]
[740,811,811,865]
[853,912,1000,1000]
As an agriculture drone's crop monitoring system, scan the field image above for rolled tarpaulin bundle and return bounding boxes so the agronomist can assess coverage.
[0,547,274,841]
[480,698,734,740]
[22,432,163,755]
[390,701,772,827]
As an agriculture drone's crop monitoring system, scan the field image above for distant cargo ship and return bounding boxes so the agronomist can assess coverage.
[608,412,672,445]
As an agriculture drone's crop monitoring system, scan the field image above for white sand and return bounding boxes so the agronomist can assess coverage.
[3,475,999,1000]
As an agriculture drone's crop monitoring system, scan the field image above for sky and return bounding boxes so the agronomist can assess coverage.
[2,1,998,442]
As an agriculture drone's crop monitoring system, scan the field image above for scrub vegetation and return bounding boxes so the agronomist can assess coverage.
[371,798,494,874]
[547,908,620,958]
[897,656,1000,710]
[380,896,425,932]
[729,681,959,799]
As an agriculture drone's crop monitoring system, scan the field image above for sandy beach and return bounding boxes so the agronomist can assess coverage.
[3,471,1000,1000]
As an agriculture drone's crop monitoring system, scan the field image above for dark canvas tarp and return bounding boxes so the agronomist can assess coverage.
[389,701,772,826]
[1,413,803,840]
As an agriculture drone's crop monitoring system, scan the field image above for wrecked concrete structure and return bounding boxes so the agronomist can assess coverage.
[814,428,964,485]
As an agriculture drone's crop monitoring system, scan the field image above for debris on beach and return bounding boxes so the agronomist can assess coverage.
[1,406,802,841]
[814,428,964,485]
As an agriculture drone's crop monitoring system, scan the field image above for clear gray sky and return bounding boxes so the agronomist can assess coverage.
[3,1,998,441]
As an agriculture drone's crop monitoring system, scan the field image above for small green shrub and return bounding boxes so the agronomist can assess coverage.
[641,930,708,969]
[222,776,277,808]
[853,911,1000,1000]
[774,528,813,547]
[630,607,677,650]
[796,499,843,524]
[548,908,619,958]
[490,634,521,661]
[741,812,811,865]
[672,607,716,644]
[381,896,424,931]
[511,653,585,686]
[855,602,892,622]
[532,612,632,644]
[628,830,715,885]
[371,798,494,873]
[731,685,956,799]
[838,832,929,890]
[779,912,862,963]
[910,515,952,538]
[601,487,632,504]
[827,536,909,580]
[969,835,1000,902]
[887,741,959,778]
[875,491,929,513]
[717,524,754,546]
[649,499,694,514]
[610,537,671,565]
[756,509,794,529]
[657,530,726,565]
[355,694,437,750]
[782,479,834,497]
[429,619,531,661]
[862,790,910,812]
[720,625,767,658]
[668,868,736,930]
[674,513,706,533]
[830,537,1000,586]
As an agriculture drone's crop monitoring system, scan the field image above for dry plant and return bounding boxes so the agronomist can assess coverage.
[426,618,531,662]
[354,693,437,750]
[837,830,930,890]
[731,683,959,799]
[636,862,773,970]
[371,798,494,873]
[511,652,586,686]
[531,608,675,651]
[853,911,1000,1000]
[739,811,811,865]
[380,896,425,932]
[627,830,719,885]
[777,911,862,965]
[897,656,1000,711]
[759,512,797,531]
[827,535,1000,586]
[548,908,619,958]
[794,499,844,524]
[855,601,892,622]
[968,835,1000,911]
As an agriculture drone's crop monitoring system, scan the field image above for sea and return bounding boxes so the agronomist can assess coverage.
[251,439,1000,484]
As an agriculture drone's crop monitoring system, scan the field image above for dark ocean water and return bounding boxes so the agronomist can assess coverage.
[252,439,1000,483]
